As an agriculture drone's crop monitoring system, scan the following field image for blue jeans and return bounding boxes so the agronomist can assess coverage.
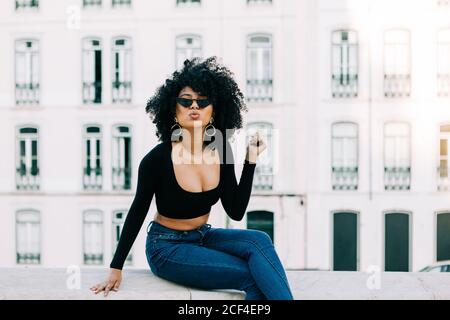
[145,220,294,300]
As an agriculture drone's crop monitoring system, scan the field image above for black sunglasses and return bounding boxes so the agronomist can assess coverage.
[176,97,211,109]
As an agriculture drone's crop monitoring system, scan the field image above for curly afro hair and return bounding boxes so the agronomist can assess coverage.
[145,56,248,146]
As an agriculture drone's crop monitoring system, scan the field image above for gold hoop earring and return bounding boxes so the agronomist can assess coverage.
[170,117,183,141]
[204,117,216,137]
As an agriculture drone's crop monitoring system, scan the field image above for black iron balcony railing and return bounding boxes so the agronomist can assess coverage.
[112,167,131,190]
[17,253,40,264]
[16,83,39,105]
[384,74,411,98]
[16,0,39,9]
[16,166,40,190]
[83,166,102,190]
[83,0,102,7]
[84,253,103,265]
[437,166,449,191]
[332,166,358,190]
[437,74,450,97]
[112,0,131,6]
[384,166,411,190]
[331,73,358,98]
[112,81,132,103]
[246,79,273,102]
[253,167,273,191]
[83,81,102,104]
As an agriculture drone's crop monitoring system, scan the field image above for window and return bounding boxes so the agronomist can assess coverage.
[436,212,450,261]
[16,126,40,190]
[175,35,202,70]
[246,34,273,102]
[436,0,450,6]
[333,211,359,271]
[331,30,358,98]
[384,29,411,97]
[437,29,450,97]
[83,0,102,7]
[112,0,131,7]
[15,0,39,10]
[384,212,411,271]
[82,38,102,104]
[112,125,132,190]
[247,122,274,190]
[83,210,103,265]
[176,0,201,6]
[16,210,40,264]
[384,122,411,190]
[437,125,450,191]
[247,211,274,243]
[112,211,132,264]
[15,39,39,105]
[83,126,103,190]
[111,37,132,104]
[331,122,358,190]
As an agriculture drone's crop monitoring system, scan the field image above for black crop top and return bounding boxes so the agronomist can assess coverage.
[110,139,257,270]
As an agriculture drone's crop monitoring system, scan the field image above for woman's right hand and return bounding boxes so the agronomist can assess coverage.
[90,268,122,297]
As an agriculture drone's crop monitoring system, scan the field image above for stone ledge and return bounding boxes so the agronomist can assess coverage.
[0,266,449,300]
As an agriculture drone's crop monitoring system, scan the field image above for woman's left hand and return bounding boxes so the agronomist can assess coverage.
[246,131,267,163]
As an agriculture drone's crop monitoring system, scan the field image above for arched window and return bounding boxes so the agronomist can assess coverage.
[246,34,273,102]
[331,122,358,190]
[83,210,104,265]
[16,126,40,190]
[112,210,133,264]
[15,39,39,105]
[175,34,202,70]
[384,29,411,97]
[112,37,132,103]
[16,210,41,264]
[384,122,411,190]
[112,125,132,190]
[83,125,103,190]
[331,30,358,98]
[82,37,102,104]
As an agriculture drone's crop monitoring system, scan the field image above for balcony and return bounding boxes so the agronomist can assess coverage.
[437,166,449,191]
[332,166,358,190]
[331,74,358,98]
[384,74,411,98]
[15,0,39,10]
[83,166,102,191]
[16,254,40,264]
[246,79,273,103]
[112,167,131,190]
[437,74,450,97]
[384,166,411,191]
[253,167,273,191]
[83,81,102,104]
[16,83,39,105]
[16,166,40,191]
[112,81,132,104]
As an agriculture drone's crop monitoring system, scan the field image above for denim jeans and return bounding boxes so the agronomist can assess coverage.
[145,220,294,300]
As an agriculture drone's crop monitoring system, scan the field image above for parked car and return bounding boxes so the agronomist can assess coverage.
[419,260,450,272]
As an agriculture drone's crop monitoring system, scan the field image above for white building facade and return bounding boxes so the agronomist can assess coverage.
[0,0,448,273]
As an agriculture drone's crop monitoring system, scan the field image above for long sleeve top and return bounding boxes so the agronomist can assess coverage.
[109,139,256,270]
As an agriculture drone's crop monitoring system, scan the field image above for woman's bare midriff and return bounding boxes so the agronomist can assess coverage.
[153,211,210,231]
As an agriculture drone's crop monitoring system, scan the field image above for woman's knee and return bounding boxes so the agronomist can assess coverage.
[246,229,273,248]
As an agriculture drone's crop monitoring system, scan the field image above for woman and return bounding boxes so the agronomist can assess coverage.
[90,56,294,300]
